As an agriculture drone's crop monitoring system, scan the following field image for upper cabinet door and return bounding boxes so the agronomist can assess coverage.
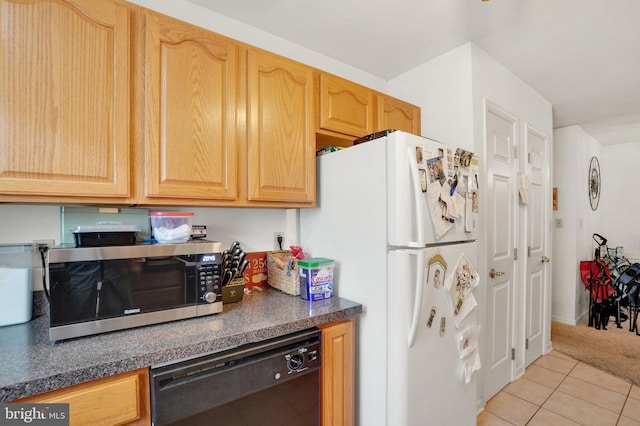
[377,95,421,136]
[319,73,375,138]
[140,9,238,201]
[247,49,315,204]
[0,0,131,199]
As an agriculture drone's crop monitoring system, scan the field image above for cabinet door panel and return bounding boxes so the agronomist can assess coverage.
[0,0,130,198]
[319,319,355,426]
[141,9,237,200]
[378,95,421,135]
[19,368,151,426]
[319,73,375,138]
[248,49,314,203]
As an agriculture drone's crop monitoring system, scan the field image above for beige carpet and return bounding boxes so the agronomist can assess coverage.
[551,314,640,386]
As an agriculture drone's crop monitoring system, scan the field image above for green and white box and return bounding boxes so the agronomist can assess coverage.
[298,258,334,301]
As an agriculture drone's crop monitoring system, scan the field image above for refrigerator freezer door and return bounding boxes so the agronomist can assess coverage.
[387,243,478,426]
[386,131,478,246]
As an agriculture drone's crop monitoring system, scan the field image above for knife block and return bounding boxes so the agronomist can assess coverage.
[222,277,245,303]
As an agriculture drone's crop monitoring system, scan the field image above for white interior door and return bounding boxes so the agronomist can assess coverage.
[524,125,550,367]
[483,102,518,400]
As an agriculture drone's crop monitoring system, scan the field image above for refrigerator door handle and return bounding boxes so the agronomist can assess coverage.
[408,250,426,348]
[406,147,425,247]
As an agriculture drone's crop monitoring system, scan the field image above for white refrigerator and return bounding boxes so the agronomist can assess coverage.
[300,130,481,426]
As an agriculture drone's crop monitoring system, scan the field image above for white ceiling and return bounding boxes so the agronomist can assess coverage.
[185,0,640,145]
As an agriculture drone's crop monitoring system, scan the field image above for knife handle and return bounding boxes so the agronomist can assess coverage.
[238,259,249,275]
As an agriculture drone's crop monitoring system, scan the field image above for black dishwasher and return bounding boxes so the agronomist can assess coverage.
[150,328,321,426]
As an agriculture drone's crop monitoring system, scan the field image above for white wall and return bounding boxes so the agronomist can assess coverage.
[601,141,640,262]
[388,43,474,145]
[552,130,640,326]
[0,204,288,291]
[552,125,603,324]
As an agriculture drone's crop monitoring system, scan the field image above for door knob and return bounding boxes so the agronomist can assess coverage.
[490,268,505,278]
[541,256,551,263]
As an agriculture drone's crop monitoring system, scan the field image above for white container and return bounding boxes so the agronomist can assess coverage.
[0,244,33,327]
[150,212,194,244]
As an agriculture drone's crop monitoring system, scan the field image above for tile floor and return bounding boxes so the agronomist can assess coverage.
[477,350,640,426]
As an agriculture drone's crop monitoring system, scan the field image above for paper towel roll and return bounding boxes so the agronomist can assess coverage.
[0,267,32,327]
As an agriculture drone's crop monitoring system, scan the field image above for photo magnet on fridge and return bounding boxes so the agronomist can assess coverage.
[427,253,447,289]
[447,253,480,328]
[427,306,437,328]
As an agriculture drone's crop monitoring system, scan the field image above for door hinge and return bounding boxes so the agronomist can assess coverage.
[527,152,531,164]
[525,338,529,350]
[514,248,518,260]
[511,348,516,360]
[527,246,531,257]
[514,146,518,160]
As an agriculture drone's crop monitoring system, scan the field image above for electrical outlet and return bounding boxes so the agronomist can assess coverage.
[33,239,55,250]
[32,238,54,262]
[32,239,55,292]
[273,232,285,251]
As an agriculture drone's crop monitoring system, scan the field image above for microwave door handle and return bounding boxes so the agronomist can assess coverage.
[407,147,425,247]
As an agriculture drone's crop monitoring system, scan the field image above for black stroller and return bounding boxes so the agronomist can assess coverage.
[617,263,640,334]
[591,233,640,333]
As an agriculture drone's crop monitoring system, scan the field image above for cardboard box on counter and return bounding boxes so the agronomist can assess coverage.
[242,251,268,287]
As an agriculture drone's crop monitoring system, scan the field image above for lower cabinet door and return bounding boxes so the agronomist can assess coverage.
[18,368,151,426]
[319,318,355,426]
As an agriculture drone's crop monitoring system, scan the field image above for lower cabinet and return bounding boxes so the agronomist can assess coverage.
[319,318,355,426]
[18,368,151,426]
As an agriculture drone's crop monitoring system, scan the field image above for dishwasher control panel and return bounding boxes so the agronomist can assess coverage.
[285,341,320,374]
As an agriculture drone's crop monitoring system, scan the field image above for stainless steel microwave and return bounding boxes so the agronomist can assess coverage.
[46,241,223,341]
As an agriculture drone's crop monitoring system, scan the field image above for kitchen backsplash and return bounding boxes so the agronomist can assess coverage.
[0,204,294,292]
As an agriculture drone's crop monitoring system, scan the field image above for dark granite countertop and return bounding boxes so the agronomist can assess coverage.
[0,288,361,402]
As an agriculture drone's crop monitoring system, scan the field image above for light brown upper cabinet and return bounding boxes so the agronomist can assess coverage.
[315,72,421,149]
[317,73,376,139]
[137,8,238,204]
[0,0,132,202]
[247,49,315,204]
[377,94,421,136]
[0,0,415,206]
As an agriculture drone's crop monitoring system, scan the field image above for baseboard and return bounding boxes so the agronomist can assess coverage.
[551,315,577,326]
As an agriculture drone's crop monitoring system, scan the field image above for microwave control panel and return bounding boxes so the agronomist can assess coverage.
[197,253,222,304]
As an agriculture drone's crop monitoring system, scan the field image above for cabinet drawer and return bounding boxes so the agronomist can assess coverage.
[19,368,150,426]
